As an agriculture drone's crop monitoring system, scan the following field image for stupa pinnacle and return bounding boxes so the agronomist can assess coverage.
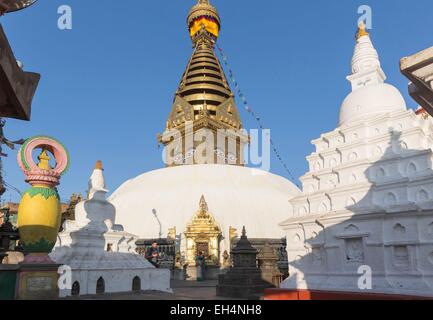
[159,0,248,167]
[188,0,221,42]
[340,22,406,125]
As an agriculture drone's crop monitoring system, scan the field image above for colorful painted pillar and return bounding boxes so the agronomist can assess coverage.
[16,136,69,299]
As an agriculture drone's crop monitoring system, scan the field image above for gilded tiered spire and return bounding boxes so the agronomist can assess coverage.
[199,195,209,214]
[159,0,248,167]
[170,0,239,129]
[174,38,236,123]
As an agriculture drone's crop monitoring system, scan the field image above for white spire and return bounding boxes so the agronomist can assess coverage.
[88,160,108,199]
[347,23,386,92]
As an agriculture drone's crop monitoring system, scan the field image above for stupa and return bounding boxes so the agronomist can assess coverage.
[109,0,300,278]
[50,161,171,297]
[279,23,433,297]
[217,227,272,299]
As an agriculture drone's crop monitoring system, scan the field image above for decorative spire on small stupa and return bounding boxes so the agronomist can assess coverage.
[199,194,208,213]
[355,21,369,40]
[196,194,211,218]
[88,160,108,199]
[95,160,103,170]
[37,149,52,170]
[347,20,386,91]
[232,226,256,253]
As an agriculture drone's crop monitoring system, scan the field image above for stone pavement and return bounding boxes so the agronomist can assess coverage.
[69,280,246,300]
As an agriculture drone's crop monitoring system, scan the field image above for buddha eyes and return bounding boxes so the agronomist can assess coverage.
[215,149,225,157]
[228,153,237,162]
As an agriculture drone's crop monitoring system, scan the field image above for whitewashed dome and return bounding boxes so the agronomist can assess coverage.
[339,83,406,126]
[339,28,407,126]
[109,164,300,239]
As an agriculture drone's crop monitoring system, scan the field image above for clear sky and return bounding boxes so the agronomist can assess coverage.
[1,0,432,203]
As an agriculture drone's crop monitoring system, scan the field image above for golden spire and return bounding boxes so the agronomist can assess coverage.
[95,160,103,170]
[356,21,369,40]
[164,0,241,133]
[37,149,52,170]
[199,195,209,214]
[158,1,248,167]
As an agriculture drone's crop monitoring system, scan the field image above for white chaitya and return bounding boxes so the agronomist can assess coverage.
[280,25,433,297]
[50,162,171,297]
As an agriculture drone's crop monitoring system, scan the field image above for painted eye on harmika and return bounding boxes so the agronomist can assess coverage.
[186,148,195,158]
[228,153,237,161]
[174,154,183,162]
[215,148,225,158]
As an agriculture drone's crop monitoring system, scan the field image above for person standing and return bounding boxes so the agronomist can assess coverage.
[195,251,206,282]
[145,241,160,268]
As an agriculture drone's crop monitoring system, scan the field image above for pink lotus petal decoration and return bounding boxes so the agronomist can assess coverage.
[17,136,70,187]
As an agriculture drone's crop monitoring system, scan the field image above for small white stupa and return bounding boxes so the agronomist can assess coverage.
[280,23,433,297]
[50,161,171,297]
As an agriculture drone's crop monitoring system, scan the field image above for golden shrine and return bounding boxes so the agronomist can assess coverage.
[184,195,221,267]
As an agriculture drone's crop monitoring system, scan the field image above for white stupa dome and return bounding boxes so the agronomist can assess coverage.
[109,164,300,240]
[339,83,406,126]
[338,29,407,127]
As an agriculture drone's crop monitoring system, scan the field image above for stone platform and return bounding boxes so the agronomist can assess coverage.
[64,280,244,300]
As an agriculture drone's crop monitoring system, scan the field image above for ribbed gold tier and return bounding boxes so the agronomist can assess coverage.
[178,42,232,111]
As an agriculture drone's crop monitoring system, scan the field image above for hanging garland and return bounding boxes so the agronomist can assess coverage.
[217,44,300,188]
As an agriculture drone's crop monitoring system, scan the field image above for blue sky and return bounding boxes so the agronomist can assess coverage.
[1,0,432,203]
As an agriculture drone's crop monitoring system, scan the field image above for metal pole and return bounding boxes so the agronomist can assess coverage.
[152,209,162,239]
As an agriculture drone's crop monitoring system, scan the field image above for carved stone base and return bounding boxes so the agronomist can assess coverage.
[217,268,273,299]
[16,263,60,300]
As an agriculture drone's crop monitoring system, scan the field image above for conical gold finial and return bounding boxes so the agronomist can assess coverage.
[199,195,208,213]
[37,149,52,170]
[95,160,103,170]
[356,21,369,40]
